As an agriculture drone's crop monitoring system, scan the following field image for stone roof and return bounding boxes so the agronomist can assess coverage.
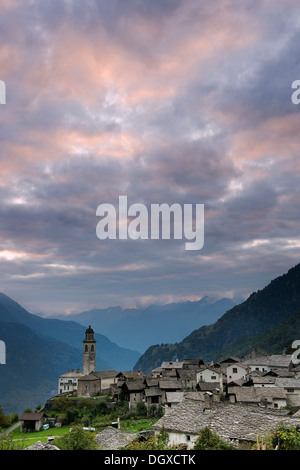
[145,387,162,397]
[161,369,178,378]
[166,392,184,403]
[159,379,182,390]
[78,373,99,381]
[252,376,276,385]
[182,358,204,366]
[197,382,220,392]
[264,369,295,378]
[228,386,287,403]
[183,391,205,401]
[152,398,300,442]
[226,379,248,387]
[25,441,59,450]
[242,348,269,360]
[95,427,136,450]
[219,357,241,364]
[117,371,145,379]
[59,369,83,378]
[93,370,118,379]
[197,366,222,374]
[161,361,184,369]
[145,377,159,387]
[177,369,197,380]
[275,377,300,389]
[242,354,293,368]
[122,380,145,391]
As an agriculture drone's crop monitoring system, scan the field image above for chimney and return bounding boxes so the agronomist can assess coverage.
[213,388,221,402]
[203,392,213,411]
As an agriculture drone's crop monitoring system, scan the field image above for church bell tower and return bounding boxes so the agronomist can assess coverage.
[83,325,96,375]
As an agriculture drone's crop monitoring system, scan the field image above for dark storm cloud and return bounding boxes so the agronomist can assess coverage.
[0,0,299,314]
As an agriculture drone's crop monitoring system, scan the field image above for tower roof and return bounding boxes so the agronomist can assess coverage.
[85,325,94,334]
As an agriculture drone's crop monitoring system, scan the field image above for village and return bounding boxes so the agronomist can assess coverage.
[34,325,298,450]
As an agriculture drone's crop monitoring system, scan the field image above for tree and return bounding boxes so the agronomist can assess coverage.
[193,426,234,450]
[55,426,99,450]
[0,406,9,429]
[136,401,147,417]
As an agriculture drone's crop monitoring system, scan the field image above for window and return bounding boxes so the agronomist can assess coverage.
[211,375,216,380]
[186,435,190,441]
[232,368,238,374]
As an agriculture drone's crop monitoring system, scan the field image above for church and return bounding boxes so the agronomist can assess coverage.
[58,325,118,397]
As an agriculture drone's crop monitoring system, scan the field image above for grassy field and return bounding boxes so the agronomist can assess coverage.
[9,425,70,449]
[3,415,159,449]
[120,418,159,432]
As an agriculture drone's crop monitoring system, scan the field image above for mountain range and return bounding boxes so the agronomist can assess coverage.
[134,263,300,373]
[1,262,300,414]
[0,293,140,414]
[51,297,236,353]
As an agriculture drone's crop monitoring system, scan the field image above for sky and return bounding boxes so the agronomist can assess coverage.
[0,0,300,317]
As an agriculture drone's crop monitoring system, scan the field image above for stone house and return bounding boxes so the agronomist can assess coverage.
[182,358,205,370]
[242,354,293,374]
[159,379,183,403]
[241,348,269,361]
[94,370,119,393]
[77,370,118,397]
[121,380,146,409]
[20,412,45,432]
[77,372,100,397]
[152,395,300,450]
[176,369,197,390]
[252,376,276,387]
[160,360,184,370]
[144,387,162,407]
[275,377,300,407]
[116,371,145,386]
[165,392,184,408]
[227,385,287,409]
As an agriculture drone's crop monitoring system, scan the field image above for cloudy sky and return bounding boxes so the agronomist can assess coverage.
[0,0,300,316]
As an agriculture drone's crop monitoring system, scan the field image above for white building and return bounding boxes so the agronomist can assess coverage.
[227,363,249,382]
[58,369,84,394]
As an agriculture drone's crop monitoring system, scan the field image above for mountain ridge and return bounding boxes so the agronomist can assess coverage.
[134,263,300,373]
[50,296,236,353]
[0,293,140,414]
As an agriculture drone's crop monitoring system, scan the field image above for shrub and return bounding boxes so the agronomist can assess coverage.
[193,426,234,450]
[271,423,300,450]
[55,426,99,450]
